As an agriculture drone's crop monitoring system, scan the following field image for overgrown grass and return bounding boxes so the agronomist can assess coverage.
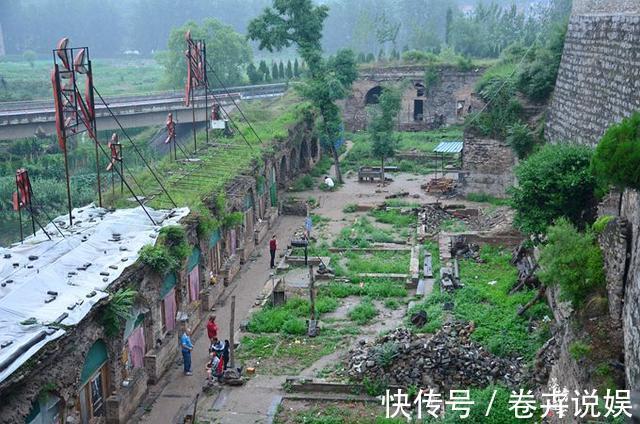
[466,192,511,206]
[440,218,467,232]
[342,203,358,213]
[384,199,421,208]
[333,217,398,248]
[320,280,407,299]
[369,208,417,228]
[247,296,340,334]
[345,251,410,274]
[289,174,315,191]
[348,298,378,325]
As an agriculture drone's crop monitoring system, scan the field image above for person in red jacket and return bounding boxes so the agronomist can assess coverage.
[206,315,218,345]
[269,234,277,269]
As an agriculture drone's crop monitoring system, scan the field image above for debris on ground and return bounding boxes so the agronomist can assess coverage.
[347,322,525,391]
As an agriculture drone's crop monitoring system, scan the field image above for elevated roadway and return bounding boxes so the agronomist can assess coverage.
[0,83,287,140]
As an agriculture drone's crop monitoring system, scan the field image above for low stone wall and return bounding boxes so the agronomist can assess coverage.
[460,134,517,198]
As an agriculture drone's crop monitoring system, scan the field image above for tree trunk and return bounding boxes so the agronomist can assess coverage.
[331,144,343,184]
[380,157,385,186]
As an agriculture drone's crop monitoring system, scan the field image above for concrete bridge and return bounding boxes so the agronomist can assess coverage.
[343,65,485,132]
[0,83,287,140]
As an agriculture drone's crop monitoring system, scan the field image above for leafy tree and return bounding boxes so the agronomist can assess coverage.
[591,112,640,191]
[374,11,401,52]
[538,218,605,308]
[271,62,279,81]
[365,52,375,62]
[357,52,366,63]
[369,85,402,184]
[445,7,453,45]
[258,60,270,81]
[509,144,597,234]
[378,48,385,62]
[278,61,285,79]
[286,60,293,79]
[248,0,358,184]
[159,18,252,89]
[247,62,262,84]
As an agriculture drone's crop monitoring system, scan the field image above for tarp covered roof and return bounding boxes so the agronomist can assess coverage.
[433,141,464,154]
[0,204,189,384]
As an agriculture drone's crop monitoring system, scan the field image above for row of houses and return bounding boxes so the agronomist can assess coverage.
[0,117,321,424]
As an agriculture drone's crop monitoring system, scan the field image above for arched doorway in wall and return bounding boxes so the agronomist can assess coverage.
[279,156,287,187]
[78,340,109,423]
[299,140,309,171]
[310,137,319,161]
[26,391,64,424]
[364,86,383,105]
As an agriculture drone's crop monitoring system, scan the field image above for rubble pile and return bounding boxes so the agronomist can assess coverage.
[450,237,482,262]
[417,204,457,236]
[347,322,525,390]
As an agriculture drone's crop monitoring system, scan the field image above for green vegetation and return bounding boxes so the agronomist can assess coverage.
[383,299,400,310]
[247,296,339,334]
[320,280,407,299]
[592,112,640,191]
[102,288,138,337]
[569,340,592,360]
[139,225,190,273]
[369,84,402,183]
[369,208,416,229]
[510,144,597,234]
[440,218,467,233]
[289,175,315,191]
[408,290,450,333]
[592,215,615,235]
[466,192,511,206]
[506,122,537,159]
[159,18,251,88]
[345,251,410,274]
[348,299,378,325]
[342,204,358,213]
[538,218,605,308]
[384,199,421,208]
[334,217,398,248]
[249,1,358,185]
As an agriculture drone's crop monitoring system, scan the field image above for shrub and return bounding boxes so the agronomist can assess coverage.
[538,218,605,308]
[342,203,358,213]
[592,215,614,235]
[139,245,177,273]
[348,299,378,325]
[401,50,437,63]
[569,340,592,360]
[506,122,536,159]
[282,318,307,335]
[371,341,398,368]
[290,174,314,191]
[509,143,597,234]
[591,112,640,191]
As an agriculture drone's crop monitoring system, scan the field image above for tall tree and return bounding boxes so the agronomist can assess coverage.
[286,60,293,79]
[278,60,285,79]
[247,62,262,84]
[271,62,279,81]
[258,60,270,81]
[293,58,300,77]
[369,85,402,184]
[248,0,358,184]
[159,18,252,89]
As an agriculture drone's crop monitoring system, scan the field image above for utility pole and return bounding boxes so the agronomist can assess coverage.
[229,295,236,368]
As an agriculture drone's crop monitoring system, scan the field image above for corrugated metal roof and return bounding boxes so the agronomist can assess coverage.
[433,141,463,154]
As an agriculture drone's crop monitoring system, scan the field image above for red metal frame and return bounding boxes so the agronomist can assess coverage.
[51,37,102,225]
[165,113,177,160]
[184,31,210,151]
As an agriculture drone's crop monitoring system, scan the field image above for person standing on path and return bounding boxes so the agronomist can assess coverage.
[206,315,218,346]
[269,234,277,269]
[181,327,194,376]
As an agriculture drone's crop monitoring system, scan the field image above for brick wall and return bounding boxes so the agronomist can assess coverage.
[460,133,517,198]
[572,0,640,15]
[546,13,640,146]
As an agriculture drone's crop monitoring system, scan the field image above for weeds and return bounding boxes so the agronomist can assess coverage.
[345,251,410,274]
[320,280,407,298]
[369,209,417,228]
[343,203,358,213]
[247,296,340,334]
[348,298,378,325]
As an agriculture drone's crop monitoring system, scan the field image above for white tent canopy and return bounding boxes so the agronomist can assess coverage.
[0,204,189,384]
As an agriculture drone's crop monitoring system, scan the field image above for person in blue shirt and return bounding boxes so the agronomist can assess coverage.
[181,327,194,375]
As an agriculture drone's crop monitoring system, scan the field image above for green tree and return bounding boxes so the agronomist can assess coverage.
[247,62,262,84]
[369,85,402,184]
[506,122,536,159]
[271,62,279,81]
[538,218,605,308]
[293,58,300,77]
[278,61,285,79]
[591,112,640,191]
[509,144,597,234]
[159,18,252,89]
[286,60,293,79]
[258,60,270,81]
[248,0,358,184]
[365,52,375,62]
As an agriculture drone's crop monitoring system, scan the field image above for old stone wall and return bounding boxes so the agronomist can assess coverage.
[459,133,517,198]
[597,217,630,327]
[545,12,640,146]
[343,66,483,132]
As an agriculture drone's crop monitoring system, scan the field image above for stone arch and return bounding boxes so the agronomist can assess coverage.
[310,137,319,160]
[299,140,310,170]
[365,86,383,105]
[278,155,287,187]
